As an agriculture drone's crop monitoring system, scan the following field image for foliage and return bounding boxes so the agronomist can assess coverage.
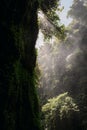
[40,0,59,13]
[38,0,65,39]
[42,92,79,130]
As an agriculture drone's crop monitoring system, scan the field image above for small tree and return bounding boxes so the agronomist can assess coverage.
[42,92,79,130]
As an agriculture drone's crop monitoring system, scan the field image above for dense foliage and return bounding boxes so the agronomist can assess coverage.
[42,92,79,130]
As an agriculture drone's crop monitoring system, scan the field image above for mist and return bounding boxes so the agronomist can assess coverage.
[36,0,87,129]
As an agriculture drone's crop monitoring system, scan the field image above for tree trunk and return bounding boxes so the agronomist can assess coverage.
[0,0,41,130]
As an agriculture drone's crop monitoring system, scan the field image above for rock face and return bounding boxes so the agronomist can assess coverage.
[0,1,41,130]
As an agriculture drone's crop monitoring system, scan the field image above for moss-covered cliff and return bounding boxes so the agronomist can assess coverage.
[0,0,41,130]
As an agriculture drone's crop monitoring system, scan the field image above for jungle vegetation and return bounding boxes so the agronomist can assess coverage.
[0,0,87,130]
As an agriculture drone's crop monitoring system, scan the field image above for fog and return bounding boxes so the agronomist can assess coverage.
[36,1,87,130]
[36,0,87,102]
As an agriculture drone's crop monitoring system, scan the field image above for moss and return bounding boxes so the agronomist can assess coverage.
[4,60,41,130]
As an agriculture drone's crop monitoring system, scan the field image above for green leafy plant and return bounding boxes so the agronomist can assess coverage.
[42,92,79,130]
